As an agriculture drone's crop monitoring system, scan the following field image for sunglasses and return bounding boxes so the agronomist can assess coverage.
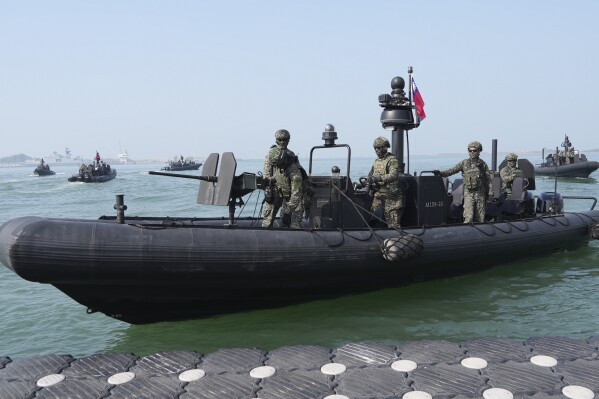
[468,149,479,153]
[276,138,289,143]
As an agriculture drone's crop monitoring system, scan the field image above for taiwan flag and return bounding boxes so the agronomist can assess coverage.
[412,77,426,121]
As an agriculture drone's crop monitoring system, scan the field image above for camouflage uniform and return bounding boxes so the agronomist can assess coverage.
[437,141,492,223]
[567,148,575,164]
[499,153,522,195]
[368,136,403,228]
[287,163,315,223]
[262,130,306,228]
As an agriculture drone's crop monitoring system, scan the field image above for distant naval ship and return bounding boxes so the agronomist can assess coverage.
[41,147,83,165]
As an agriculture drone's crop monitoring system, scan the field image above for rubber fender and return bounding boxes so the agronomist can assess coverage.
[382,233,424,262]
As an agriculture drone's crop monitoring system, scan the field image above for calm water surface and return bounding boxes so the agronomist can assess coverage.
[1,153,598,359]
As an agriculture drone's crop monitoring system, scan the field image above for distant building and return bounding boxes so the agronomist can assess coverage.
[118,151,129,164]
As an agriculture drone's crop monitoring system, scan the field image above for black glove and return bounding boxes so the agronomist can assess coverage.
[264,188,275,204]
[367,175,382,185]
[433,170,441,176]
[281,212,291,227]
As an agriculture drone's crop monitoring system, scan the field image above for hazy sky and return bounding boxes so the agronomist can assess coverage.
[1,1,598,161]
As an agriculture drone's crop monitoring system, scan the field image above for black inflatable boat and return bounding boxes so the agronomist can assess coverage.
[1,75,598,324]
[535,134,599,178]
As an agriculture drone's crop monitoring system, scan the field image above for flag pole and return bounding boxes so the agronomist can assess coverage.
[408,66,413,104]
[406,66,413,175]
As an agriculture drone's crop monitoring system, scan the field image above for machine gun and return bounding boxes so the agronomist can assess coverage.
[149,152,263,226]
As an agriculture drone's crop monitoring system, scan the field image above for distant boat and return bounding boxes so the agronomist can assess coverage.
[535,134,599,178]
[161,157,202,171]
[33,160,55,176]
[68,165,116,183]
[68,152,116,183]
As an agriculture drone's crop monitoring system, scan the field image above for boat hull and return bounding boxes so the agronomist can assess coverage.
[33,168,56,176]
[161,163,202,171]
[1,212,598,324]
[67,170,117,183]
[534,161,599,178]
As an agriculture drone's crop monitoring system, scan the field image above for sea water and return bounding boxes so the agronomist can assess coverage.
[1,154,598,359]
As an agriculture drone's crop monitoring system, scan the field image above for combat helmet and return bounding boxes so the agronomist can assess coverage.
[467,141,483,151]
[373,136,390,148]
[275,129,290,141]
[505,153,518,161]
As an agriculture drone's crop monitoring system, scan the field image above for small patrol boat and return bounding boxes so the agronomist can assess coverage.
[68,152,117,183]
[161,157,202,171]
[1,73,598,324]
[535,134,599,178]
[68,165,116,182]
[33,159,55,176]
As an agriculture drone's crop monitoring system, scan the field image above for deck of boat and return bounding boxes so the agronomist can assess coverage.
[2,336,598,398]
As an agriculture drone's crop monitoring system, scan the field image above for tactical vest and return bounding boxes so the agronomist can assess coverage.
[463,159,486,191]
[373,154,399,195]
[273,166,292,197]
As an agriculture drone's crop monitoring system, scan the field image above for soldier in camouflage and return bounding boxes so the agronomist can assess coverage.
[434,141,493,223]
[262,130,306,228]
[500,153,523,196]
[367,136,403,228]
[567,147,575,164]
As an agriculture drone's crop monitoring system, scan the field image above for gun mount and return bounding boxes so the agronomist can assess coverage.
[149,152,261,226]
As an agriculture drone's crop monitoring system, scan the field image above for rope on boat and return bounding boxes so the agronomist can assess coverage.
[405,226,427,237]
[491,219,530,233]
[562,212,599,238]
[342,230,375,242]
[487,220,527,234]
[537,216,558,226]
[310,229,346,248]
[570,212,599,241]
[467,218,531,235]
[569,211,599,223]
[506,220,530,232]
[553,214,570,226]
[489,223,512,234]
[130,224,168,230]
[237,188,263,227]
[471,223,496,237]
[538,214,570,226]
[333,186,395,229]
[247,172,267,227]
[330,184,423,262]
